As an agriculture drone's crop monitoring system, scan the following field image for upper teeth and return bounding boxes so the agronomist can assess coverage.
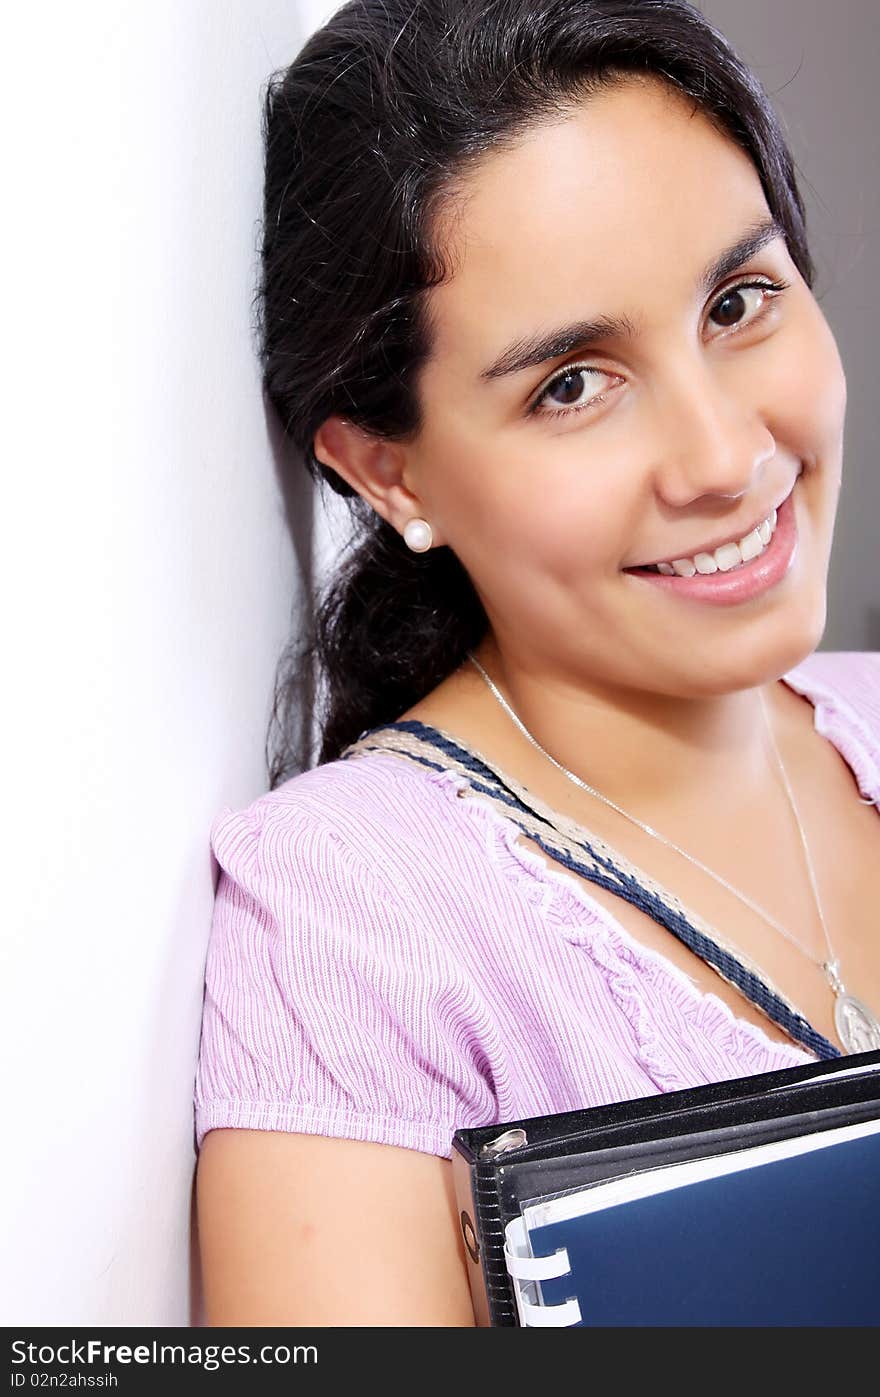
[655,507,779,576]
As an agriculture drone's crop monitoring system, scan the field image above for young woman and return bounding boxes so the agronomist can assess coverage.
[194,0,879,1325]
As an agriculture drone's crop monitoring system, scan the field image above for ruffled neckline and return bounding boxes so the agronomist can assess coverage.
[347,658,878,1081]
[419,758,819,1089]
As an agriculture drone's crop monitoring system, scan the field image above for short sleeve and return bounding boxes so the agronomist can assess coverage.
[192,794,499,1158]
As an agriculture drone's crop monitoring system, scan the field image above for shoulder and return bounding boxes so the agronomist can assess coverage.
[784,647,879,693]
[783,651,880,802]
[196,751,502,1157]
[783,649,880,733]
[209,750,471,907]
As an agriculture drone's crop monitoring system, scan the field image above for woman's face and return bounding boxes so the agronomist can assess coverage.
[405,76,846,698]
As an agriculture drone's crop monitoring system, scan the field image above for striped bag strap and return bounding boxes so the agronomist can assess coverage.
[341,718,840,1061]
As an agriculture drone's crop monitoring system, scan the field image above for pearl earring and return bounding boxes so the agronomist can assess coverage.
[403,517,433,552]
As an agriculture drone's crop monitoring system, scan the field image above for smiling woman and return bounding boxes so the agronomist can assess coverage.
[193,0,879,1326]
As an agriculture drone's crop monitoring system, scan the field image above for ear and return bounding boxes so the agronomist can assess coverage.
[313,415,446,547]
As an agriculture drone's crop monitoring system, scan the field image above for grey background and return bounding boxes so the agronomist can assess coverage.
[697,0,879,650]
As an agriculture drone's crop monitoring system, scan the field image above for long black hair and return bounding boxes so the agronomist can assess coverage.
[258,0,813,784]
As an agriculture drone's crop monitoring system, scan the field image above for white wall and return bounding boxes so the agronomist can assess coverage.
[1,0,333,1326]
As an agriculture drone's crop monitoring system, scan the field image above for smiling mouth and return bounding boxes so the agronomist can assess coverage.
[623,477,799,578]
[618,476,800,606]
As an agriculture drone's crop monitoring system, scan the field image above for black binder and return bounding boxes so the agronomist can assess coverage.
[451,1049,880,1326]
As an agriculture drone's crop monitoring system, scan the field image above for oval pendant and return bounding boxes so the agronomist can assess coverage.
[834,994,880,1054]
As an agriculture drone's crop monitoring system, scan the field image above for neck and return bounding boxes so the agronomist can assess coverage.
[466,635,795,819]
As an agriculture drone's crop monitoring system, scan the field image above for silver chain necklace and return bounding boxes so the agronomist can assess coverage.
[467,650,880,1054]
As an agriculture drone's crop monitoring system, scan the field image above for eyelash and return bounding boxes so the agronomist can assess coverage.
[527,276,791,422]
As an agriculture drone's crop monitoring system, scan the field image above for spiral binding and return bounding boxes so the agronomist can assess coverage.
[503,1216,582,1326]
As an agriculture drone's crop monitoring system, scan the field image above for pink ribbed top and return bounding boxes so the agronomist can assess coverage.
[193,651,879,1157]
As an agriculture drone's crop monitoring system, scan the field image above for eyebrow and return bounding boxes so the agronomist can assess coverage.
[478,214,784,383]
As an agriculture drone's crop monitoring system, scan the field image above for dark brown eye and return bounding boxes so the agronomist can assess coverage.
[711,287,747,327]
[547,368,590,407]
[705,278,790,337]
[530,360,620,421]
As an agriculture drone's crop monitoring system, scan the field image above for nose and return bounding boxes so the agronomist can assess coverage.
[650,359,775,507]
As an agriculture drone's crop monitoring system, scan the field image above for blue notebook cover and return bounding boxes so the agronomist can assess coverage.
[521,1121,880,1325]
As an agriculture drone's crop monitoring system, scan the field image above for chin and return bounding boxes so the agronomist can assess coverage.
[721,598,828,693]
[772,559,830,672]
[658,594,828,698]
[725,511,834,690]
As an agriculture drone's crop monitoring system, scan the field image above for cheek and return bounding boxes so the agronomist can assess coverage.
[764,310,847,471]
[480,463,632,585]
[432,427,628,571]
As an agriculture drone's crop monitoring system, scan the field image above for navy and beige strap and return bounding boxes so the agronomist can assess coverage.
[341,718,841,1060]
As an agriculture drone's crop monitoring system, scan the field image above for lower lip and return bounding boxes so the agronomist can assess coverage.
[623,484,799,607]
